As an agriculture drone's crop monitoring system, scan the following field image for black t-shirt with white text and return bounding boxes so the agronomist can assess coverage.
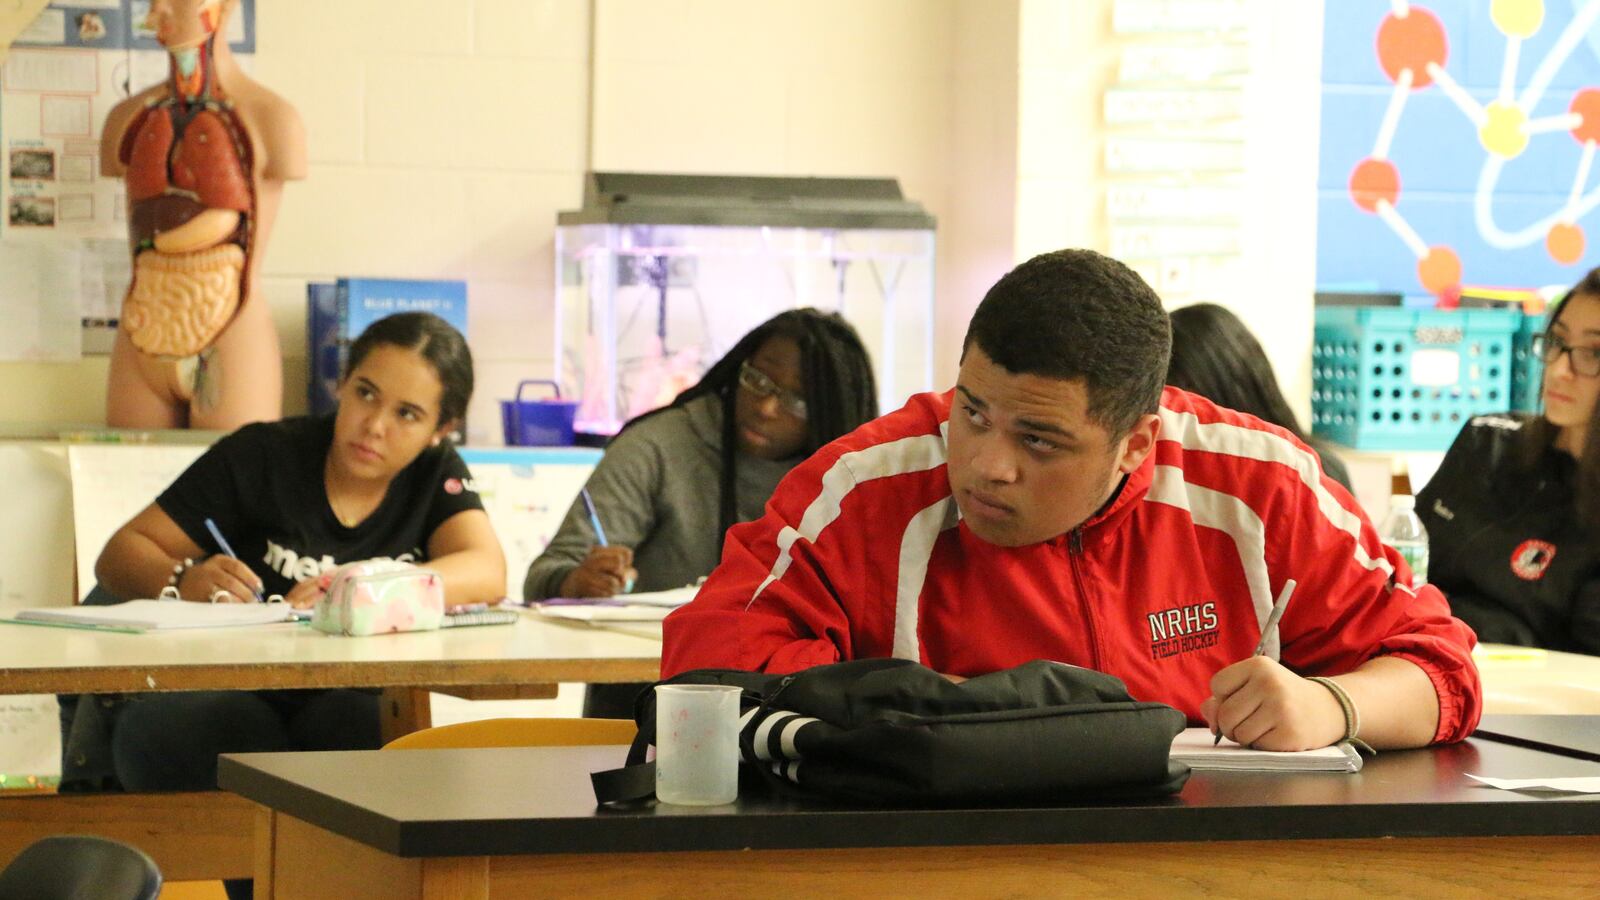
[156,415,483,597]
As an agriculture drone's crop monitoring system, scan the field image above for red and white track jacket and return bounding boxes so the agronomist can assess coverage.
[663,387,1482,743]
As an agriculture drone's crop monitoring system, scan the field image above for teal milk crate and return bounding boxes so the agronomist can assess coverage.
[1312,307,1520,451]
[1510,308,1547,414]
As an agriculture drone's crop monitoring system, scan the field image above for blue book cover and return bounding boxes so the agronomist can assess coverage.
[306,278,468,415]
[306,281,339,415]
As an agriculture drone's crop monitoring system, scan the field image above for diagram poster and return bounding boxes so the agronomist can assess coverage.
[0,0,253,241]
[1319,0,1600,301]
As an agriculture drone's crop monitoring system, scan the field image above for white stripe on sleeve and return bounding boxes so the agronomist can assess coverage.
[1146,464,1280,658]
[746,428,951,610]
[1157,407,1403,589]
[892,497,962,662]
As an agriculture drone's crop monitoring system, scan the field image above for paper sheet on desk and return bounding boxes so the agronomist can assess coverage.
[12,599,299,631]
[533,600,673,623]
[604,585,701,607]
[1468,774,1600,793]
[532,584,699,622]
[1170,727,1363,772]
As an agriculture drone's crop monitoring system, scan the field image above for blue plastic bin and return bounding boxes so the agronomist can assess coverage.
[1311,307,1520,451]
[1510,308,1547,414]
[499,380,578,446]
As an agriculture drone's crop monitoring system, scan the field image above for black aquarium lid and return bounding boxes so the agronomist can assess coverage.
[557,172,936,230]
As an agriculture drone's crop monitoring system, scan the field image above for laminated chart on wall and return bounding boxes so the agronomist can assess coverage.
[1105,0,1252,304]
[67,442,204,601]
[1319,0,1600,302]
[458,449,600,601]
[0,441,79,788]
[0,0,254,357]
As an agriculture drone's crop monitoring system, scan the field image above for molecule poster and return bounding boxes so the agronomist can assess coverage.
[1318,0,1600,301]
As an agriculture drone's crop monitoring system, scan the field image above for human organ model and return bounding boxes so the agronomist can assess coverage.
[100,0,304,428]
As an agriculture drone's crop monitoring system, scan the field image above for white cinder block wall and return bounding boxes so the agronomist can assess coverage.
[254,0,592,444]
[0,0,1322,432]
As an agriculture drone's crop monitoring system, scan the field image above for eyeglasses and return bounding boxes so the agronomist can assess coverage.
[1533,333,1600,378]
[738,361,808,419]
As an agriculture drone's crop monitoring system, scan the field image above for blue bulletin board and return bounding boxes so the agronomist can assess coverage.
[1318,0,1600,301]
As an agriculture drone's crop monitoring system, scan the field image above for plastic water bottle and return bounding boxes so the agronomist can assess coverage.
[1381,495,1429,585]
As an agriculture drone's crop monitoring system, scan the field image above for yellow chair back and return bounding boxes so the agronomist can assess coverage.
[382,717,637,751]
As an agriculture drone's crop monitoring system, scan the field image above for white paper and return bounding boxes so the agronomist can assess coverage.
[456,449,600,600]
[14,598,297,630]
[12,599,295,630]
[68,443,207,599]
[533,602,674,623]
[0,241,81,359]
[1170,727,1363,772]
[610,584,700,607]
[1468,774,1600,794]
[0,443,73,612]
[0,695,59,782]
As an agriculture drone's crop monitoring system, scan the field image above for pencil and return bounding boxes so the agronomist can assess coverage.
[1214,578,1297,745]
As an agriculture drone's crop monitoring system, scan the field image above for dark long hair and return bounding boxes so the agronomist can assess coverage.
[1519,267,1600,531]
[1166,303,1310,441]
[345,312,474,429]
[618,308,878,536]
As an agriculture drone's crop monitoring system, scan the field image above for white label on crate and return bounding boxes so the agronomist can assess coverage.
[1411,349,1461,387]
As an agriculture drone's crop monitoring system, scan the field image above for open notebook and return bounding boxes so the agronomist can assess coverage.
[1170,727,1364,773]
[11,600,300,632]
[532,584,700,623]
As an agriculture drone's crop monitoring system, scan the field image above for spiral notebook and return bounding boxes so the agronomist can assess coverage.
[1169,727,1364,773]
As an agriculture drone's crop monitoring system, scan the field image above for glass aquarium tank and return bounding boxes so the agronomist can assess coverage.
[555,173,936,435]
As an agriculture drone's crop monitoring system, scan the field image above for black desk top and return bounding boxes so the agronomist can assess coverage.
[1476,715,1600,762]
[219,737,1600,859]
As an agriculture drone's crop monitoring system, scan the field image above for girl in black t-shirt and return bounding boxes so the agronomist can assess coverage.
[85,313,504,891]
[98,312,504,607]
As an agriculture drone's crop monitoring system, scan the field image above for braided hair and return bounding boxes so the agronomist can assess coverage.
[616,308,878,537]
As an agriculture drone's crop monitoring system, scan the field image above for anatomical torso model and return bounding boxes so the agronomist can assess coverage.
[100,0,304,429]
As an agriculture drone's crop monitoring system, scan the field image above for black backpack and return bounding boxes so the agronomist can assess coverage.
[593,657,1190,805]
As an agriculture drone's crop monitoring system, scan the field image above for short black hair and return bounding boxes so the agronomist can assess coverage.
[962,249,1171,435]
[345,312,474,428]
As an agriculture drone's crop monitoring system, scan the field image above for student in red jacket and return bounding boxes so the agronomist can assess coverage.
[663,249,1481,750]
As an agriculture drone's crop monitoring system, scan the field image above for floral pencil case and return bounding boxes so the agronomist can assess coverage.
[310,559,445,636]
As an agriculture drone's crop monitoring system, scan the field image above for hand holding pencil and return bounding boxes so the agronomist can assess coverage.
[1198,579,1349,752]
[557,489,638,598]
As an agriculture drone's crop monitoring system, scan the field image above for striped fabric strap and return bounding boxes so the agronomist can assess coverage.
[744,707,820,763]
[1307,676,1376,755]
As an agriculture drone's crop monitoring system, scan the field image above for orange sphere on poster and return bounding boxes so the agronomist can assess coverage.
[1349,158,1401,212]
[1547,222,1585,264]
[1570,88,1600,143]
[1418,246,1462,296]
[1376,7,1448,87]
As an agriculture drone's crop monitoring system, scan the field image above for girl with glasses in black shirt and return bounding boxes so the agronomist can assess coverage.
[1418,269,1600,653]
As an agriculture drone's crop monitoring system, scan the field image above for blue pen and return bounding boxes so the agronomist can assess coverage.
[579,488,609,546]
[204,517,264,602]
[578,489,633,594]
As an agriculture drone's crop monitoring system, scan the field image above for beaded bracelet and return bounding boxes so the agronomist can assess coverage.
[1307,675,1376,755]
[165,557,197,595]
